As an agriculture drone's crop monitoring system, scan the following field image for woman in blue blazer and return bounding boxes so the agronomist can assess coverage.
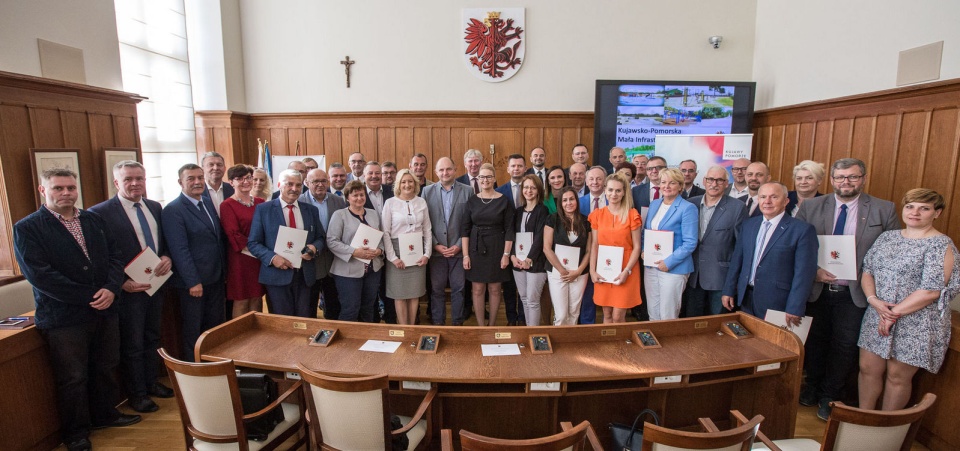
[642,168,698,320]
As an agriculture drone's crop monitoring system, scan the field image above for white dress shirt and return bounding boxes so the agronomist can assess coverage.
[205,181,226,215]
[118,195,159,251]
[381,196,432,262]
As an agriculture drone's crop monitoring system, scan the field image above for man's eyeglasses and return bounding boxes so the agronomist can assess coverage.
[477,175,496,180]
[832,175,863,182]
[703,177,728,185]
[731,167,748,172]
[646,165,666,172]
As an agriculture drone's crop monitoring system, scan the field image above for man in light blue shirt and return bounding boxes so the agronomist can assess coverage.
[300,168,347,319]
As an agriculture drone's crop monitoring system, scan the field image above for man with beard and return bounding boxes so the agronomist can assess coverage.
[743,162,771,217]
[795,158,899,420]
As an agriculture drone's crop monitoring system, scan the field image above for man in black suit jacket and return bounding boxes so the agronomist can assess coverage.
[200,151,234,215]
[679,159,706,199]
[88,161,173,414]
[14,168,139,451]
[684,166,747,317]
[163,164,227,361]
[360,161,396,323]
[456,148,489,192]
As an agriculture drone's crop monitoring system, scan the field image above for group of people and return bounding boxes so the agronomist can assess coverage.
[12,143,960,451]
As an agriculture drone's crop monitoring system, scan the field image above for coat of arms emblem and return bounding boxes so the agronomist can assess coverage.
[462,9,525,82]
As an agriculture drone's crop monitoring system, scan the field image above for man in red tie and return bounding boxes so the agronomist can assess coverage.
[247,169,325,318]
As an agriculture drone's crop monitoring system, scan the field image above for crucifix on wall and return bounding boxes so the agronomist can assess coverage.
[340,56,355,88]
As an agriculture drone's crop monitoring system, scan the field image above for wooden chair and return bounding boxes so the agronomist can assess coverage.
[749,393,937,451]
[159,348,307,451]
[296,363,436,450]
[440,420,592,450]
[640,413,763,451]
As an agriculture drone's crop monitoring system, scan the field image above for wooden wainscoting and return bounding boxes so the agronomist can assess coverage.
[0,71,144,277]
[752,78,960,243]
[195,111,594,184]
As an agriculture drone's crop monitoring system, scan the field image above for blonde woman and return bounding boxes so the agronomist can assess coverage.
[251,168,273,200]
[588,173,642,323]
[788,160,825,216]
[382,169,431,325]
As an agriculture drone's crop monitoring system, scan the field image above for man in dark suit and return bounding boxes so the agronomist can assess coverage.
[456,148,490,192]
[248,169,325,317]
[496,154,526,325]
[795,158,899,419]
[328,162,349,198]
[14,168,139,451]
[577,166,608,324]
[362,161,392,215]
[300,168,347,319]
[679,159,706,199]
[524,146,548,188]
[162,163,227,361]
[632,156,667,218]
[424,157,473,325]
[88,161,173,414]
[361,161,396,323]
[410,153,433,193]
[742,161,770,217]
[722,182,818,324]
[684,166,748,317]
[200,151,234,216]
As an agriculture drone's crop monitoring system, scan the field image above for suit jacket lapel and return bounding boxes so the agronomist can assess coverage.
[702,199,724,241]
[855,194,871,249]
[109,197,140,246]
[759,217,790,262]
[821,195,837,235]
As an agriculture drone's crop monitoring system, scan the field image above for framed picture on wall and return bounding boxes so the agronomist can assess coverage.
[29,148,83,209]
[103,148,141,198]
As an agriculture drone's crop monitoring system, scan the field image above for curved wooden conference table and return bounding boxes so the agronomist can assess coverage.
[196,311,803,443]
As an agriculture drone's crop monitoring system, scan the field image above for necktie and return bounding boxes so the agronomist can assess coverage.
[537,170,544,185]
[593,196,599,212]
[134,202,156,252]
[287,205,297,229]
[472,177,480,194]
[513,183,521,207]
[197,200,214,229]
[746,197,755,214]
[336,190,342,197]
[750,221,773,285]
[833,204,848,235]
[653,186,660,200]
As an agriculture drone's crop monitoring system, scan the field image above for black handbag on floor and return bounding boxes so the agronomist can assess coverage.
[609,408,661,451]
[236,373,286,441]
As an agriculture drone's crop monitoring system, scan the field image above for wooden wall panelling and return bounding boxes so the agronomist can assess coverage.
[269,127,288,156]
[339,127,358,159]
[781,124,799,187]
[561,127,580,168]
[322,128,342,165]
[766,125,784,182]
[753,77,960,255]
[432,127,450,165]
[413,126,432,174]
[0,71,144,277]
[305,128,323,156]
[394,127,412,168]
[32,107,65,148]
[358,127,378,161]
[287,127,305,156]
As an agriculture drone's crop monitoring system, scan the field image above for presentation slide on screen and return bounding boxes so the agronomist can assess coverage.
[655,134,753,186]
[616,84,736,158]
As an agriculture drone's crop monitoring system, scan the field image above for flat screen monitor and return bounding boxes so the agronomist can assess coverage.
[593,80,756,169]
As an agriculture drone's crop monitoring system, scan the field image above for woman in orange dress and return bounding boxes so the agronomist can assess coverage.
[589,173,643,323]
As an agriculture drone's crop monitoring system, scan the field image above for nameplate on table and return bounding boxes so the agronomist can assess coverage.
[359,340,402,353]
[481,343,521,356]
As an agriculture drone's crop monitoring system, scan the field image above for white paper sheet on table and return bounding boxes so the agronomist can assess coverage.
[764,309,813,343]
[359,340,402,353]
[480,344,521,356]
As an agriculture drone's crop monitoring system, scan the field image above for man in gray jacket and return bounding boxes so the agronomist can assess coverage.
[423,157,473,325]
[684,165,748,317]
